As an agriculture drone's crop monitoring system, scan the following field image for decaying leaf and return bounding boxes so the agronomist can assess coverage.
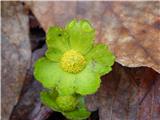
[26,1,160,73]
[2,2,31,120]
[86,63,160,120]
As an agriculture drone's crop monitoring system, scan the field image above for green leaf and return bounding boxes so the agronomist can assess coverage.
[86,44,115,75]
[65,19,95,54]
[46,26,70,52]
[34,57,61,89]
[64,108,91,120]
[56,72,76,96]
[91,61,112,76]
[45,48,63,62]
[87,44,115,66]
[63,96,91,120]
[40,91,60,112]
[75,63,101,95]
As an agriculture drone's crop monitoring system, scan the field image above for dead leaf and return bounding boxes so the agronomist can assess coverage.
[86,63,160,120]
[26,1,160,73]
[2,1,31,120]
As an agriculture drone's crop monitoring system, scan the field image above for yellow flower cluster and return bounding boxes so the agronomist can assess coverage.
[60,50,86,74]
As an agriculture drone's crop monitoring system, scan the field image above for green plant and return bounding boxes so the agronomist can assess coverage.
[34,19,115,120]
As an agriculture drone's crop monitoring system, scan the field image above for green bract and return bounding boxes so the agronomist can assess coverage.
[34,19,115,119]
[40,91,90,120]
[34,19,115,96]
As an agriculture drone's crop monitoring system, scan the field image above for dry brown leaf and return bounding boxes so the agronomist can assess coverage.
[26,1,160,73]
[2,2,31,120]
[86,63,160,120]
